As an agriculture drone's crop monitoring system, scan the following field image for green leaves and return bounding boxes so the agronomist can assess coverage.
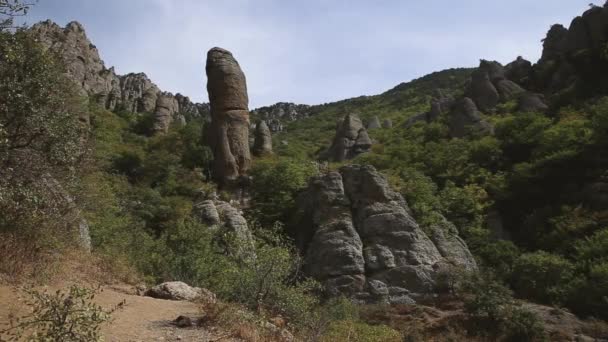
[0,285,119,342]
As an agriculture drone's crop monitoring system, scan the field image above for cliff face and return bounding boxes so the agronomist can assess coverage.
[29,20,210,133]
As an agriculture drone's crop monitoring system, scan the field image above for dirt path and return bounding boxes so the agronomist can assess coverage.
[0,285,232,342]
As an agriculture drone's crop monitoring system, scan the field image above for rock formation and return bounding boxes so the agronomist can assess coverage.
[367,116,381,129]
[194,197,255,259]
[145,281,216,302]
[449,98,494,138]
[29,20,209,132]
[517,92,549,113]
[382,119,393,128]
[252,120,273,156]
[206,47,251,184]
[251,102,312,132]
[505,56,533,86]
[466,68,500,112]
[404,89,454,129]
[294,165,477,303]
[323,114,372,162]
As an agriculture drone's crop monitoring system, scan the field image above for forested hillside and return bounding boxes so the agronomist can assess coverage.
[1,1,608,341]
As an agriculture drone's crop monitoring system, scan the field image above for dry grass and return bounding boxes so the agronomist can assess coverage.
[0,232,140,287]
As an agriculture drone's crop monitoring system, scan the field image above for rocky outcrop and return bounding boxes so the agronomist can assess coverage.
[252,120,273,156]
[505,56,533,86]
[466,69,500,112]
[323,114,372,162]
[382,119,393,129]
[206,47,251,185]
[29,20,209,132]
[145,282,216,302]
[517,92,549,113]
[404,89,455,129]
[449,98,494,138]
[294,165,476,303]
[367,116,381,129]
[193,198,255,259]
[251,103,312,132]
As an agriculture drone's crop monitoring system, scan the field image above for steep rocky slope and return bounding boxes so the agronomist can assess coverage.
[29,20,209,133]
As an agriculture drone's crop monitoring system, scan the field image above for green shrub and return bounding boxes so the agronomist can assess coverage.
[511,251,575,305]
[320,320,401,342]
[248,157,317,226]
[502,306,547,342]
[1,285,119,342]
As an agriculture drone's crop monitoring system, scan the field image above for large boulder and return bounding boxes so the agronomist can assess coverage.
[495,79,525,102]
[323,114,372,162]
[145,281,216,302]
[505,56,533,85]
[252,120,273,156]
[294,165,476,303]
[517,92,549,113]
[206,47,251,185]
[479,60,506,82]
[449,98,494,138]
[367,116,381,129]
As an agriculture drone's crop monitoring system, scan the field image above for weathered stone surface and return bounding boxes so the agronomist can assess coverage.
[449,98,494,138]
[505,56,533,85]
[466,70,500,112]
[193,198,255,259]
[206,47,251,184]
[252,120,273,156]
[517,92,549,113]
[145,281,216,302]
[495,79,525,102]
[323,114,372,162]
[29,20,209,131]
[153,92,180,134]
[541,24,568,61]
[382,119,393,128]
[294,165,476,303]
[367,116,381,129]
[403,89,455,129]
[479,60,506,82]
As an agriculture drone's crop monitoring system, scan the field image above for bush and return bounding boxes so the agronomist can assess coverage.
[511,251,575,305]
[320,320,401,342]
[0,285,119,342]
[463,272,513,322]
[248,157,317,226]
[502,306,547,342]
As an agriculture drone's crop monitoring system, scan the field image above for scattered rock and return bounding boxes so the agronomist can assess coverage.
[293,165,476,303]
[382,119,393,128]
[323,114,372,162]
[145,282,217,302]
[252,120,273,156]
[206,47,251,185]
[251,102,311,132]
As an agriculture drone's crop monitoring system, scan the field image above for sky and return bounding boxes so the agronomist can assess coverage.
[21,0,605,108]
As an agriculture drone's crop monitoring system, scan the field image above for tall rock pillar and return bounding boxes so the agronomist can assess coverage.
[205,47,251,185]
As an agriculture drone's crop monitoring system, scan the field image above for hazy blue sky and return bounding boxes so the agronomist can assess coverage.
[22,0,604,107]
